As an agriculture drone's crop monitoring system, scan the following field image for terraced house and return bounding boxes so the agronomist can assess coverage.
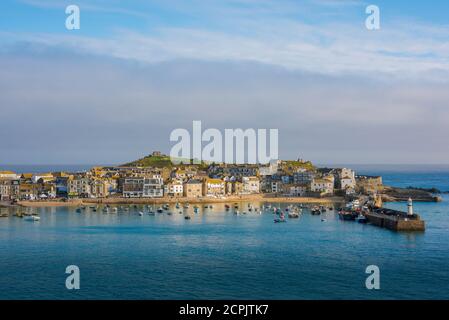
[183,179,203,198]
[122,176,164,198]
[242,176,260,194]
[203,178,225,197]
[68,176,91,198]
[0,178,20,201]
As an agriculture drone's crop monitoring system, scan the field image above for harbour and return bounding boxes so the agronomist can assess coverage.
[0,165,448,299]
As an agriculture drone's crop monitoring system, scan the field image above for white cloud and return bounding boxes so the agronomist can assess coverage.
[2,15,449,81]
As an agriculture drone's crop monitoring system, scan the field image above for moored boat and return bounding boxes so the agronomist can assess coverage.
[288,212,300,218]
[356,214,368,224]
[24,215,40,221]
[338,210,357,221]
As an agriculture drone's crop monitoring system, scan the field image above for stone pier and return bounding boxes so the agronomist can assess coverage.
[365,209,425,232]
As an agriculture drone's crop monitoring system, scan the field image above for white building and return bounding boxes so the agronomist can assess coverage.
[0,171,20,180]
[337,168,356,190]
[123,176,164,198]
[259,160,280,176]
[311,178,334,195]
[271,181,282,193]
[164,180,183,197]
[242,176,260,194]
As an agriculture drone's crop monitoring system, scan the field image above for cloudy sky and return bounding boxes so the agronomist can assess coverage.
[1,0,449,165]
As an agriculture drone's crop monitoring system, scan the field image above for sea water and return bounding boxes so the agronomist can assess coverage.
[0,165,448,299]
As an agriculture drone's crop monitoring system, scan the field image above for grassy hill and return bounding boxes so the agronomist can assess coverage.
[280,160,315,174]
[122,153,315,172]
[122,154,175,168]
[121,154,209,169]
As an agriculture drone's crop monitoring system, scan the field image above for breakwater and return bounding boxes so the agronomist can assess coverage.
[365,208,425,232]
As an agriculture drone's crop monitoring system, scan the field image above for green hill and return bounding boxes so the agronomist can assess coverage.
[121,154,209,169]
[122,153,315,172]
[122,154,175,168]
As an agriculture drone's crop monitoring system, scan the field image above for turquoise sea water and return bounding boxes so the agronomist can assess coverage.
[1,165,449,300]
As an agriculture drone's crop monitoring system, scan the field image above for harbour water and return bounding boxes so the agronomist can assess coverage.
[1,165,449,299]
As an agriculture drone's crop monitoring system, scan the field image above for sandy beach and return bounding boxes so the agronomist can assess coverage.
[17,194,345,207]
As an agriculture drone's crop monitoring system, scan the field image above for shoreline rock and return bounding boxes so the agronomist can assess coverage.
[381,186,442,202]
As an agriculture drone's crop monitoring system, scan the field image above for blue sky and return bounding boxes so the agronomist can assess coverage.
[1,1,449,164]
[2,0,449,34]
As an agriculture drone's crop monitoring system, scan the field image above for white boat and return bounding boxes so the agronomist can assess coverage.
[138,211,144,216]
[24,215,40,221]
[288,212,300,218]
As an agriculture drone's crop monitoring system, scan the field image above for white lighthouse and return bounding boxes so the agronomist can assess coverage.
[407,197,414,216]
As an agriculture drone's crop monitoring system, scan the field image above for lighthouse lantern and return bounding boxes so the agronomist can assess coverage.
[407,197,414,216]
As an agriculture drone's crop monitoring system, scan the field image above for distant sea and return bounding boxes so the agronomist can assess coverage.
[0,164,111,174]
[1,164,449,299]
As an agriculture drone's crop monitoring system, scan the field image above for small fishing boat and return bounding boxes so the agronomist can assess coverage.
[24,215,40,221]
[138,211,144,216]
[311,207,321,215]
[157,207,163,213]
[288,212,300,218]
[184,203,190,209]
[275,212,286,223]
[184,215,191,220]
[356,214,368,224]
[338,210,356,221]
[148,211,155,216]
[175,203,180,209]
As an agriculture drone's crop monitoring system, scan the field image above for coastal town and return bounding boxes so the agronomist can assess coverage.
[0,151,384,204]
[0,152,437,232]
